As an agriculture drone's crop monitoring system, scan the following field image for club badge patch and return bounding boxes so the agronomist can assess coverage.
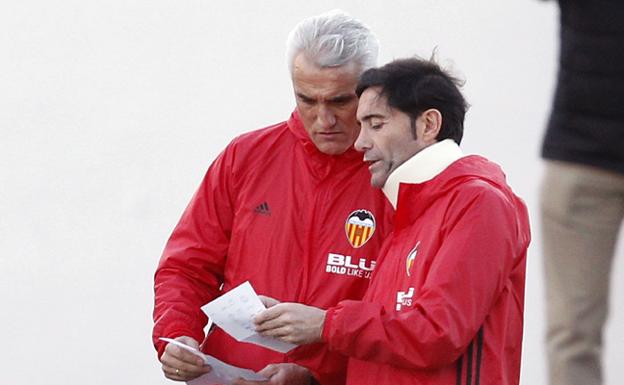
[406,241,421,277]
[345,209,376,248]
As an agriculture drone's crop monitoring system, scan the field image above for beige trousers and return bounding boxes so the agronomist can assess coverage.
[541,161,624,385]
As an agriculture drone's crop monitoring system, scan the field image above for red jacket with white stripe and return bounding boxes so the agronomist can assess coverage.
[153,111,394,385]
[322,141,530,385]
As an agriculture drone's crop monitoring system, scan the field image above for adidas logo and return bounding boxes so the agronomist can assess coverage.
[254,202,271,216]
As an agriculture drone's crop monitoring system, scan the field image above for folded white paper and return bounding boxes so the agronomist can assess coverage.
[201,281,296,353]
[159,337,266,385]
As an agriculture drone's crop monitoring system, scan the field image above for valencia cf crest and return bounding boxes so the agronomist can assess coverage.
[345,209,376,248]
[406,241,420,277]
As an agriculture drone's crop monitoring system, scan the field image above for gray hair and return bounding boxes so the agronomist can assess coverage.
[286,9,379,75]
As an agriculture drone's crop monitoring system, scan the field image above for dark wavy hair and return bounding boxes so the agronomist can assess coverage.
[356,57,467,144]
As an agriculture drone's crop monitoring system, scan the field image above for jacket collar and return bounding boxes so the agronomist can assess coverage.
[382,139,464,208]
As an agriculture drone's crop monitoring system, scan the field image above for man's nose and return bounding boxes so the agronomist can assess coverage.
[316,105,336,129]
[354,128,370,152]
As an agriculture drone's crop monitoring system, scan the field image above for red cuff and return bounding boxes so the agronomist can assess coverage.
[321,306,337,344]
[153,323,204,359]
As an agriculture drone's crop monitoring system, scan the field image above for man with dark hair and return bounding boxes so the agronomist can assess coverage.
[355,58,465,146]
[254,57,531,385]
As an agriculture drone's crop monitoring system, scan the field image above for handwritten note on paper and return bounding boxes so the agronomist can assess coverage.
[201,281,296,353]
[159,338,266,385]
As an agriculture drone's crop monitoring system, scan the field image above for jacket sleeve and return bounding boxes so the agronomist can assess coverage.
[285,344,348,385]
[152,145,236,358]
[322,186,529,369]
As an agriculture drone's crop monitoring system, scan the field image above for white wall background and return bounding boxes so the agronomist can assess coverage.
[1,1,623,384]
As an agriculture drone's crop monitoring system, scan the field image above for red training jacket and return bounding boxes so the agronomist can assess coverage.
[153,111,394,385]
[323,155,530,385]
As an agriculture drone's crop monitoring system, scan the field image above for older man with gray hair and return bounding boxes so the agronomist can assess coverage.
[152,10,393,385]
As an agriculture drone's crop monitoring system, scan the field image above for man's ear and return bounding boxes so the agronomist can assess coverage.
[421,108,442,143]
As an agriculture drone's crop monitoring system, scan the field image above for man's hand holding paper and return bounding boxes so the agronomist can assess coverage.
[253,301,326,346]
[160,336,212,381]
[201,281,296,353]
